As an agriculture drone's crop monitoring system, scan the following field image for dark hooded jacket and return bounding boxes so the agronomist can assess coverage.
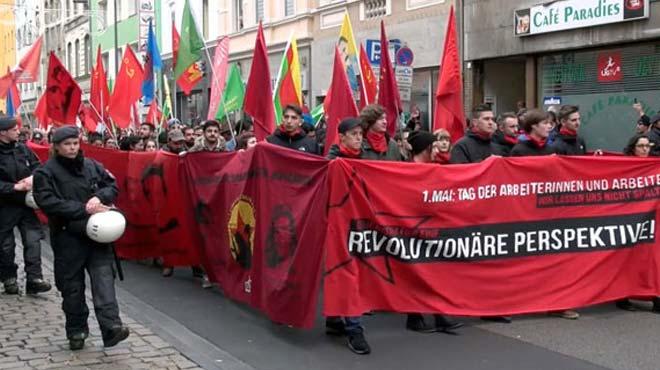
[266,129,319,154]
[552,133,587,155]
[449,131,493,164]
[490,130,516,157]
[0,141,41,225]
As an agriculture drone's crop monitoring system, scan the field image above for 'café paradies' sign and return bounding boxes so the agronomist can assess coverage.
[515,0,649,36]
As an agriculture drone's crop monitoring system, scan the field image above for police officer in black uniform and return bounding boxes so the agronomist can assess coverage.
[32,126,129,351]
[0,116,51,295]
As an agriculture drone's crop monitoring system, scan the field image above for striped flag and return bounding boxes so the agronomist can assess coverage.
[207,37,230,120]
[273,35,303,124]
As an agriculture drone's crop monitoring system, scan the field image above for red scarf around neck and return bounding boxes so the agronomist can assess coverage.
[528,134,547,149]
[559,127,577,137]
[471,127,492,141]
[339,143,361,158]
[434,152,451,164]
[279,126,302,137]
[503,134,518,145]
[366,130,388,153]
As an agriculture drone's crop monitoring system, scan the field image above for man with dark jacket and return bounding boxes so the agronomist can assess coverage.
[266,104,319,154]
[552,105,587,155]
[491,112,519,157]
[511,110,557,156]
[0,116,51,295]
[33,126,129,350]
[450,104,496,164]
[647,114,660,156]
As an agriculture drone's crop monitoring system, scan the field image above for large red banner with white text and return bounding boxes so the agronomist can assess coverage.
[324,155,660,317]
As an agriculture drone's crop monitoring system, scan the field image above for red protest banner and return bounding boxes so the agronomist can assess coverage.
[183,144,328,328]
[324,155,660,317]
[28,142,201,267]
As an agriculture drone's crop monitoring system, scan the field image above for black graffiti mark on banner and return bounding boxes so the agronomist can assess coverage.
[138,163,178,234]
[194,201,212,225]
[324,164,434,285]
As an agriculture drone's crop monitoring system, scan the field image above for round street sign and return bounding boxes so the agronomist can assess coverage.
[396,46,414,67]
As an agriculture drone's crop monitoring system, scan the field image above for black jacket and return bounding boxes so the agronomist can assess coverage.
[647,126,660,156]
[552,133,587,155]
[491,131,516,157]
[511,140,557,157]
[0,141,40,211]
[33,152,118,233]
[450,131,493,164]
[266,129,319,154]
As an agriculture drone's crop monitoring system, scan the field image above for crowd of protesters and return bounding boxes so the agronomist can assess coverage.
[2,100,659,355]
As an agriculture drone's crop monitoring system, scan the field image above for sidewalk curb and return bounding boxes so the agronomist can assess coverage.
[41,243,255,370]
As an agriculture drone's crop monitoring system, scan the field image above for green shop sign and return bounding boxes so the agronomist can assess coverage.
[514,0,649,37]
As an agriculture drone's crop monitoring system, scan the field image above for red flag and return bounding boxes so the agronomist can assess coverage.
[358,43,377,111]
[34,92,50,129]
[45,52,82,125]
[131,103,141,130]
[79,103,99,132]
[90,45,110,121]
[177,63,204,95]
[0,72,12,99]
[15,36,42,83]
[172,20,179,68]
[376,21,402,137]
[108,45,144,128]
[243,22,275,141]
[145,101,162,125]
[173,22,202,96]
[324,48,359,155]
[433,6,465,143]
[207,37,230,120]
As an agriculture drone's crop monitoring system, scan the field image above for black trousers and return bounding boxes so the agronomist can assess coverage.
[0,209,43,282]
[51,230,122,338]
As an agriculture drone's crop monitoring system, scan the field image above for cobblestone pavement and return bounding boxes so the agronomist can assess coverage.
[0,245,205,370]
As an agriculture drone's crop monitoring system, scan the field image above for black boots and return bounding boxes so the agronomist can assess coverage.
[68,332,88,351]
[102,326,130,348]
[26,279,52,295]
[3,278,19,295]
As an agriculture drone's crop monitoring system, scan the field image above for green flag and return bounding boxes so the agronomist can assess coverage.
[310,104,324,127]
[215,64,245,120]
[173,0,204,80]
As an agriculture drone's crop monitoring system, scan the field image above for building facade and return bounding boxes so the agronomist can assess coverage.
[312,0,453,129]
[463,0,660,151]
[159,0,314,123]
[0,0,16,113]
[15,0,42,116]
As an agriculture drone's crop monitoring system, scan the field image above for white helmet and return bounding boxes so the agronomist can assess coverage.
[86,210,126,243]
[25,191,39,209]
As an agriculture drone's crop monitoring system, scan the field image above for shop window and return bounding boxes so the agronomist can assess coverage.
[538,43,660,151]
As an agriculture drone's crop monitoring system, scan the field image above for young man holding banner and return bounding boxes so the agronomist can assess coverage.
[325,117,370,355]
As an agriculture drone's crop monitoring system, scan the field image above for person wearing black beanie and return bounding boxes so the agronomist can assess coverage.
[33,125,130,350]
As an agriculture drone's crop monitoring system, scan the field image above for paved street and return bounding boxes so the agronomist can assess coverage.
[3,234,660,370]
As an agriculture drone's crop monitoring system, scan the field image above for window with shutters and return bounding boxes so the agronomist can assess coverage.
[285,0,294,17]
[360,0,391,20]
[256,0,264,22]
